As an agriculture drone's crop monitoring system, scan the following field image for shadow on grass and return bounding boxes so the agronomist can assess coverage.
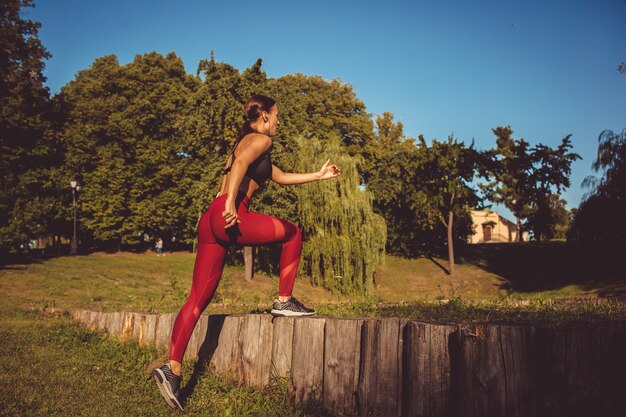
[456,241,626,298]
[0,252,47,269]
[428,256,450,275]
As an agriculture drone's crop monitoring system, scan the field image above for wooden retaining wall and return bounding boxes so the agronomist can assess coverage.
[72,310,626,417]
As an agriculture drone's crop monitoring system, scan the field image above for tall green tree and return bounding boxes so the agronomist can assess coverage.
[58,52,197,249]
[480,127,579,242]
[293,136,386,295]
[412,136,480,275]
[0,0,65,250]
[525,135,579,242]
[571,129,626,244]
[479,127,533,241]
[360,112,423,255]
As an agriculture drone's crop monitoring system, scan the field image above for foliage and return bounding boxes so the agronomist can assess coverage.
[360,113,423,255]
[0,303,328,416]
[480,127,580,242]
[570,129,626,244]
[58,52,197,248]
[410,136,480,273]
[293,136,386,295]
[479,126,534,237]
[0,0,65,250]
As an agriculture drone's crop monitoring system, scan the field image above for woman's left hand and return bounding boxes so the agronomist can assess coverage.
[318,159,341,180]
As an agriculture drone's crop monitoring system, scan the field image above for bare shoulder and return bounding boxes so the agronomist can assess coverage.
[243,133,272,150]
[236,133,272,158]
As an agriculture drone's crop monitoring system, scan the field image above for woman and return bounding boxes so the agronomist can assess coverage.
[152,94,340,411]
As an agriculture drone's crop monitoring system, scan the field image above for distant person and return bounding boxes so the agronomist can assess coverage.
[151,94,340,411]
[155,237,163,256]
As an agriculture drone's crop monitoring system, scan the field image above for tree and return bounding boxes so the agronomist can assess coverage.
[524,135,580,242]
[293,136,386,295]
[58,52,198,249]
[570,129,626,244]
[480,127,580,243]
[0,0,63,251]
[411,136,480,275]
[526,194,569,241]
[360,113,423,255]
[479,127,533,241]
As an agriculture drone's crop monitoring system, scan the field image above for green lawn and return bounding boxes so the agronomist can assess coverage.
[2,247,625,415]
[0,302,327,416]
[1,248,624,326]
[2,247,622,314]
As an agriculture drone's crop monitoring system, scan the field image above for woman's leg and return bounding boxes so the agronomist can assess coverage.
[210,196,302,298]
[168,205,228,372]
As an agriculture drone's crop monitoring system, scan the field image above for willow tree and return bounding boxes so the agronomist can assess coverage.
[293,136,386,295]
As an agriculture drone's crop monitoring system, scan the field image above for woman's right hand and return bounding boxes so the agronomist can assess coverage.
[222,199,241,228]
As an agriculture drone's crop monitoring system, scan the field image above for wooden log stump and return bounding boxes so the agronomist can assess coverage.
[324,318,364,417]
[185,314,209,361]
[450,324,534,417]
[290,317,326,404]
[209,315,245,383]
[74,310,87,327]
[120,311,134,340]
[131,313,145,341]
[535,324,626,417]
[155,313,176,350]
[271,316,295,380]
[141,314,158,347]
[97,312,108,332]
[89,311,102,331]
[108,311,124,336]
[72,310,85,325]
[357,318,402,417]
[198,314,226,363]
[241,314,274,387]
[402,321,457,417]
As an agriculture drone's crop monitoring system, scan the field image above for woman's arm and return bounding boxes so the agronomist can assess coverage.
[271,159,340,185]
[222,135,272,228]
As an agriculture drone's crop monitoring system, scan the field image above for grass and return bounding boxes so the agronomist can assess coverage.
[3,247,619,315]
[0,302,328,416]
[2,246,625,415]
[315,297,626,327]
[1,248,625,327]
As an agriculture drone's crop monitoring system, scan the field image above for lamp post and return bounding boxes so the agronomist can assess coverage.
[70,180,80,255]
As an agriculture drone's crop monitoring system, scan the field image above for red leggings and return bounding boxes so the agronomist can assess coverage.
[169,193,302,363]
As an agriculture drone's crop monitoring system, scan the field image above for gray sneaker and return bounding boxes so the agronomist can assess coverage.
[151,363,184,411]
[271,297,315,317]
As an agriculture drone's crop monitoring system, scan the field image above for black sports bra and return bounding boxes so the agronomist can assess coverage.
[223,140,272,185]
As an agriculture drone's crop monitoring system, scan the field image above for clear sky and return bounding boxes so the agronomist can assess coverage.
[26,0,625,217]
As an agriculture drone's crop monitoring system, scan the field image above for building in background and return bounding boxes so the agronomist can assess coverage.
[468,209,527,243]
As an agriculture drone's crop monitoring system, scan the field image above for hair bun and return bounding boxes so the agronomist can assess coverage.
[246,103,260,122]
[240,95,276,138]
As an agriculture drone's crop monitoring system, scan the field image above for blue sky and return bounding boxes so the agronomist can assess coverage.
[27,0,625,218]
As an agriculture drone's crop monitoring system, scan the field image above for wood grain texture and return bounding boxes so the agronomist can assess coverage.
[357,318,402,417]
[290,317,326,404]
[271,316,295,380]
[324,318,364,417]
[450,324,534,417]
[241,314,274,387]
[403,321,457,417]
[209,315,244,383]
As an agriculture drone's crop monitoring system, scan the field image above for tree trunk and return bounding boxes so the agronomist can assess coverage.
[517,217,523,242]
[447,210,455,275]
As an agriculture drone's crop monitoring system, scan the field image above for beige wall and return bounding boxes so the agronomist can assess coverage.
[468,210,526,243]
